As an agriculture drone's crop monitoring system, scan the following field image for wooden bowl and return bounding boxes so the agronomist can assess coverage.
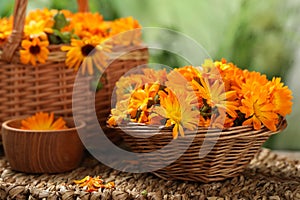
[1,118,85,173]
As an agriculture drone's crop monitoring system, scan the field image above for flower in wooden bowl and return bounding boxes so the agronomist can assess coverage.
[1,112,85,173]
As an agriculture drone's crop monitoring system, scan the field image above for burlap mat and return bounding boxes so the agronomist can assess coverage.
[0,148,299,200]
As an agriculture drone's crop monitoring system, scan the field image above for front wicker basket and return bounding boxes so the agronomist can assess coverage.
[114,119,287,182]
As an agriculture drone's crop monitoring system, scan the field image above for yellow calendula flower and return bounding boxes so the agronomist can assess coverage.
[107,100,129,127]
[25,8,56,27]
[0,17,12,45]
[20,37,49,66]
[128,82,160,123]
[61,36,111,75]
[151,88,199,139]
[21,112,67,130]
[24,20,53,40]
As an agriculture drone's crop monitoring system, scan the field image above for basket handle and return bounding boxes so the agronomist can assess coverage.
[77,0,89,12]
[1,0,89,63]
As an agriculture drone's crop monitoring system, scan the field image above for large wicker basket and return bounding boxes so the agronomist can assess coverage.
[114,119,287,182]
[0,0,148,130]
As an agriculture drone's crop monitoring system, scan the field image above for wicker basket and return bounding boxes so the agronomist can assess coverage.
[0,0,148,131]
[114,119,287,182]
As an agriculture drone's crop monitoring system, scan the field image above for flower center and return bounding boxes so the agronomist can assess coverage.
[29,45,41,55]
[81,44,95,56]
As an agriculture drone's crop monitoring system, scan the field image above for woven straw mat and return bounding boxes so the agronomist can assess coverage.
[0,148,299,200]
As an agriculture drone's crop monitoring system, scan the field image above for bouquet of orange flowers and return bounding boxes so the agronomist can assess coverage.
[107,59,293,139]
[0,8,141,75]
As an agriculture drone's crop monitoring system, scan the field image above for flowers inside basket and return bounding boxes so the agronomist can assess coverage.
[0,0,148,128]
[107,59,292,182]
[0,3,142,71]
[1,112,85,173]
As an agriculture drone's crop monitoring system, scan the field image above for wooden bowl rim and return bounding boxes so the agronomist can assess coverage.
[1,118,86,133]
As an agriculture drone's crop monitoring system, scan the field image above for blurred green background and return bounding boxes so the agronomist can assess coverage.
[1,0,300,150]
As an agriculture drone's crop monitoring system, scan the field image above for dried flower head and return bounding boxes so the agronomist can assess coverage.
[74,176,115,192]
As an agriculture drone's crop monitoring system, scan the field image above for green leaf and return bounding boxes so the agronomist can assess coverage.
[53,12,69,30]
[48,29,72,44]
[48,33,61,44]
[60,32,72,44]
[71,34,80,40]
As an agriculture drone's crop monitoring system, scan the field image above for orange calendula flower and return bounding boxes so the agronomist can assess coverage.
[128,82,160,123]
[151,88,199,139]
[109,17,142,46]
[215,59,244,92]
[21,112,67,130]
[268,77,293,116]
[61,37,111,75]
[165,69,196,99]
[20,37,49,66]
[192,78,238,118]
[141,68,168,85]
[115,75,144,102]
[110,17,141,34]
[74,176,115,192]
[62,12,107,39]
[239,85,278,131]
[174,65,202,82]
[114,69,167,105]
[198,115,211,127]
[239,71,268,97]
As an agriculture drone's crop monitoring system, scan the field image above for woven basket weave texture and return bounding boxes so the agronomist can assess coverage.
[115,119,287,182]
